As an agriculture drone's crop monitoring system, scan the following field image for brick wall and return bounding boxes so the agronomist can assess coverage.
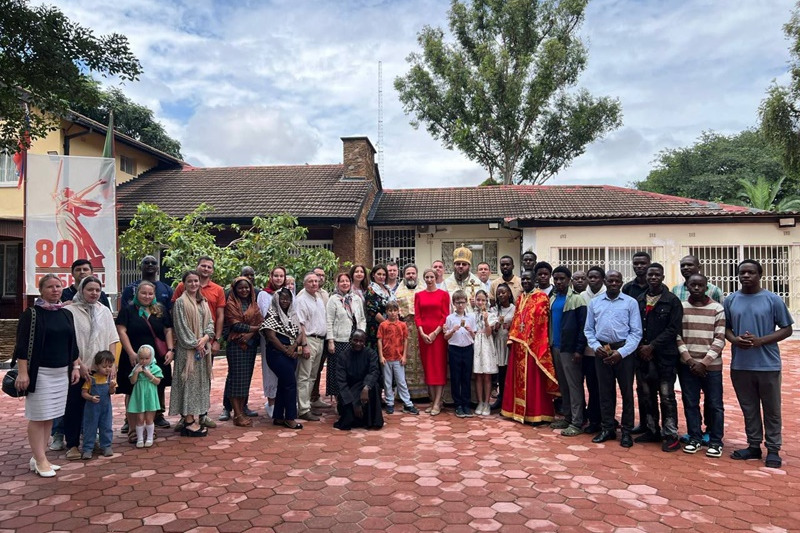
[340,136,377,267]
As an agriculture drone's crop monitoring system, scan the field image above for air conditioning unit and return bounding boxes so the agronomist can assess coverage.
[416,225,430,234]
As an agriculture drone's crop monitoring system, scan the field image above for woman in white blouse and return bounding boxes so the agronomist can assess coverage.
[325,273,366,399]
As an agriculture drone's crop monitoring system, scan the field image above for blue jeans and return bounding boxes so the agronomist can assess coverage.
[678,365,723,446]
[382,360,412,406]
[81,380,113,453]
[448,344,473,411]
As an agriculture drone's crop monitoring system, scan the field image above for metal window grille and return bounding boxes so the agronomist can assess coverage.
[688,245,791,306]
[288,240,334,257]
[0,242,19,296]
[373,228,416,267]
[440,241,498,274]
[556,246,656,281]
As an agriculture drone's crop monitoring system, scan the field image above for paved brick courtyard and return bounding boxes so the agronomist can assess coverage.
[1,342,799,532]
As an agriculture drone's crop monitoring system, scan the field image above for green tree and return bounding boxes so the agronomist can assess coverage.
[0,0,141,154]
[119,203,341,289]
[760,1,800,175]
[634,130,787,202]
[394,0,622,185]
[72,83,182,158]
[737,176,800,212]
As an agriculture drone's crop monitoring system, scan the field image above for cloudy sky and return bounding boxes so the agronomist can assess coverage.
[45,0,796,189]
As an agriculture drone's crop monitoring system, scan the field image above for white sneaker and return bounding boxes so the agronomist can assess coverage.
[144,439,153,448]
[136,440,144,449]
[480,402,489,416]
[265,402,275,418]
[49,434,65,451]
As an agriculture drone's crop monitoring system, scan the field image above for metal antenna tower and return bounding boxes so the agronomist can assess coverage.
[377,61,385,173]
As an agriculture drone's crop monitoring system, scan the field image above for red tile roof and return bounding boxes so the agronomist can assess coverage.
[117,164,374,222]
[368,185,760,224]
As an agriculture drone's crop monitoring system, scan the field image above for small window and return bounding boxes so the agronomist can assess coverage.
[120,155,136,175]
[0,154,20,186]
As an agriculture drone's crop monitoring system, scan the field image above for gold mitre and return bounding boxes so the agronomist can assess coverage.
[453,244,472,265]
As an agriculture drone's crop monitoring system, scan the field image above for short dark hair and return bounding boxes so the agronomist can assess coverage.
[534,261,553,274]
[71,259,92,272]
[385,301,399,311]
[738,259,763,276]
[197,255,214,265]
[553,265,572,278]
[587,265,606,278]
[632,251,651,261]
[500,255,514,264]
[648,263,664,273]
[477,262,490,268]
[94,350,115,366]
[688,273,708,284]
[386,261,398,268]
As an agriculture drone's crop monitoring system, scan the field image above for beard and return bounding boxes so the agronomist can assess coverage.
[404,279,417,289]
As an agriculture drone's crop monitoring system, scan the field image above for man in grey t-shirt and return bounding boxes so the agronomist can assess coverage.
[725,259,793,468]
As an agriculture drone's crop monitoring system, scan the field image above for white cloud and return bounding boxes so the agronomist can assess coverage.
[43,0,798,189]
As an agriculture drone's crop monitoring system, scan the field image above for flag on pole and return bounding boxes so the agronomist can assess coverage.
[14,103,30,188]
[102,111,115,159]
[101,111,115,199]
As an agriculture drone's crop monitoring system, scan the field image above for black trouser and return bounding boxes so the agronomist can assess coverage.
[595,347,636,433]
[63,378,86,449]
[582,355,601,426]
[731,370,782,451]
[495,364,507,404]
[635,369,647,427]
[637,359,678,438]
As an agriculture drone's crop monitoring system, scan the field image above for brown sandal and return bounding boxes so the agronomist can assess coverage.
[233,415,252,427]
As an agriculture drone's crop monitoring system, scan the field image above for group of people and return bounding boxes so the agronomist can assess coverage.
[12,245,793,477]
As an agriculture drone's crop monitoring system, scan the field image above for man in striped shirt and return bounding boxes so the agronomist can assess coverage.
[676,274,725,458]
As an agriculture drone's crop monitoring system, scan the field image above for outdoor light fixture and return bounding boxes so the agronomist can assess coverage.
[488,222,500,230]
[778,218,796,228]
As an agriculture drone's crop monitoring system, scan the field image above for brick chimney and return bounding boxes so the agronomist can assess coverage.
[341,136,377,185]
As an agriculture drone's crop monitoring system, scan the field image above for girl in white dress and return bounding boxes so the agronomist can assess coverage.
[472,291,498,416]
[490,284,515,410]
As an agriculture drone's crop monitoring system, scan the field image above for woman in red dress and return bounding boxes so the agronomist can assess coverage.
[414,268,450,415]
[501,270,559,424]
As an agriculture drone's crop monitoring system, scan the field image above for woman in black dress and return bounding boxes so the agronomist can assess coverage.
[334,330,384,431]
[116,281,175,440]
[14,274,80,477]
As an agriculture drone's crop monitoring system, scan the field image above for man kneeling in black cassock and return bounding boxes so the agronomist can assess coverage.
[334,330,384,431]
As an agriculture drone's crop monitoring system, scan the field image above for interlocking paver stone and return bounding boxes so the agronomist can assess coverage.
[1,344,800,531]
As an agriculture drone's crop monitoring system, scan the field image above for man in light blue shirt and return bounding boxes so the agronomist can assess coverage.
[584,270,643,447]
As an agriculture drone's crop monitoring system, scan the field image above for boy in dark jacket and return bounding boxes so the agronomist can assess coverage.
[549,266,588,436]
[636,263,683,451]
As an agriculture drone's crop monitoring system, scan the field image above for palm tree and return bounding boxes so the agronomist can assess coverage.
[737,176,800,212]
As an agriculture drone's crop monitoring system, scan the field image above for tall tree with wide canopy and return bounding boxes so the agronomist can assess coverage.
[72,83,182,158]
[395,0,622,185]
[0,0,141,154]
[760,1,800,176]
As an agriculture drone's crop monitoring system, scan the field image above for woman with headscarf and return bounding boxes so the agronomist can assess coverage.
[256,266,286,417]
[13,274,80,477]
[64,276,119,460]
[117,281,175,440]
[170,270,215,437]
[364,264,394,349]
[260,288,304,429]
[224,277,264,426]
[326,272,367,399]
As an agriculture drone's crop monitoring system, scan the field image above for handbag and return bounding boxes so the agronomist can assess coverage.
[3,307,36,398]
[141,314,168,358]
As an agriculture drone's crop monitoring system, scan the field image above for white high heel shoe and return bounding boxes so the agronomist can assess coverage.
[30,458,58,477]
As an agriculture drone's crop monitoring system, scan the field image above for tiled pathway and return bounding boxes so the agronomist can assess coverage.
[1,343,799,532]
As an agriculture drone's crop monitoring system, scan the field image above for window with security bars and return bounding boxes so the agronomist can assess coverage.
[441,241,498,274]
[555,246,657,281]
[688,245,790,305]
[0,242,19,296]
[373,228,415,268]
[289,240,334,257]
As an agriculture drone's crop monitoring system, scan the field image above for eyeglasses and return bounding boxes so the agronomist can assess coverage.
[142,261,157,265]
